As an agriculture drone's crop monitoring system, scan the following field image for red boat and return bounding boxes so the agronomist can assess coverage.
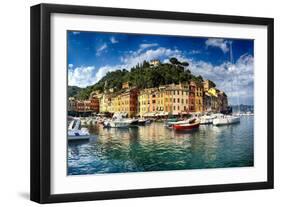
[173,118,200,131]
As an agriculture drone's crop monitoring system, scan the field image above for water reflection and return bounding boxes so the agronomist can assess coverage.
[68,116,254,175]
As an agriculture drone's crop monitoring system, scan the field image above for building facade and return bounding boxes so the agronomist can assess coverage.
[194,82,203,112]
[69,79,228,117]
[68,97,76,112]
[189,81,196,112]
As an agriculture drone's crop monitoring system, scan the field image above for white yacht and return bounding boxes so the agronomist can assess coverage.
[103,114,134,128]
[213,114,240,126]
[200,113,218,124]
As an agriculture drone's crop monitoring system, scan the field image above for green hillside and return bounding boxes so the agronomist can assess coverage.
[69,58,205,100]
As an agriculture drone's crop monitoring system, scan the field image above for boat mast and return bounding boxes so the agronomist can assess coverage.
[229,41,240,114]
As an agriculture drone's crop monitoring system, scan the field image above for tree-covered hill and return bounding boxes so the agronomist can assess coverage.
[68,85,82,98]
[70,58,204,100]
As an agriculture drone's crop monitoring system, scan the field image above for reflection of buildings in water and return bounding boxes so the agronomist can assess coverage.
[98,127,140,148]
[197,126,221,163]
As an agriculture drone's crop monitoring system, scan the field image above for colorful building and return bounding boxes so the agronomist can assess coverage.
[68,97,76,112]
[138,83,189,117]
[90,80,228,117]
[75,100,91,112]
[194,82,203,112]
[189,81,196,112]
[138,88,153,117]
[89,97,99,113]
[218,91,228,112]
[166,83,189,115]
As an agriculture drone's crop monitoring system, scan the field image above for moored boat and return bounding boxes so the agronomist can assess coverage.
[173,121,200,131]
[173,118,200,131]
[68,118,93,141]
[200,113,220,124]
[138,118,151,125]
[103,114,134,128]
[212,114,240,126]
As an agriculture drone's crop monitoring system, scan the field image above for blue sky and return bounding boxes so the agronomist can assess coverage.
[68,31,254,105]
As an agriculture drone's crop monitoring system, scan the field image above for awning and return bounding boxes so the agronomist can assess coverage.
[143,112,156,117]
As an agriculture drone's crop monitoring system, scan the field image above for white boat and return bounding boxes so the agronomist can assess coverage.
[213,114,240,126]
[103,114,134,128]
[138,118,151,125]
[166,117,198,128]
[200,113,221,124]
[68,118,92,140]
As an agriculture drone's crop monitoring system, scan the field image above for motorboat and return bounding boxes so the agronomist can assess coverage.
[68,118,92,141]
[173,118,200,131]
[164,118,179,128]
[212,114,240,126]
[103,114,134,128]
[130,118,139,125]
[138,118,151,125]
[200,113,219,124]
[68,128,92,141]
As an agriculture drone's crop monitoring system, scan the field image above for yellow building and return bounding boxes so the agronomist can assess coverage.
[138,83,189,116]
[203,79,216,92]
[99,93,110,112]
[194,82,203,112]
[167,83,189,115]
[163,87,173,113]
[106,88,139,117]
[138,88,152,117]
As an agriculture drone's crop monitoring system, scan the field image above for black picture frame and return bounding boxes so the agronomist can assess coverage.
[30,3,274,204]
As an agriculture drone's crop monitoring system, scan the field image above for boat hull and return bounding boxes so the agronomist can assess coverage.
[68,135,91,141]
[173,122,200,131]
[213,116,240,126]
[104,121,131,128]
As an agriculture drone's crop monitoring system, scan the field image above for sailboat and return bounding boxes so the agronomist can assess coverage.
[212,42,240,126]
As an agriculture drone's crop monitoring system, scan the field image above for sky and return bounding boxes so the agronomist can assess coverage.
[67,31,254,105]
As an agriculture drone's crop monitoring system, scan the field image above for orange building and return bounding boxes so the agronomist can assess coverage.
[90,97,99,113]
[75,100,91,112]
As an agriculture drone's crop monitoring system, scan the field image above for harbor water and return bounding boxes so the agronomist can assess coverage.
[67,116,254,175]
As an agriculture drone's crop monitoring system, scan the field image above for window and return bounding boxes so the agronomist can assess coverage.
[177,91,179,95]
[178,106,180,110]
[173,98,176,103]
[174,106,176,110]
[178,98,180,103]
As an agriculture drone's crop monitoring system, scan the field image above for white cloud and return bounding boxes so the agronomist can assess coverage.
[96,43,107,56]
[72,31,80,35]
[121,47,183,69]
[205,38,229,53]
[139,43,158,50]
[69,44,253,104]
[68,66,96,88]
[110,37,118,44]
[188,53,254,105]
[68,63,73,68]
[188,50,201,55]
